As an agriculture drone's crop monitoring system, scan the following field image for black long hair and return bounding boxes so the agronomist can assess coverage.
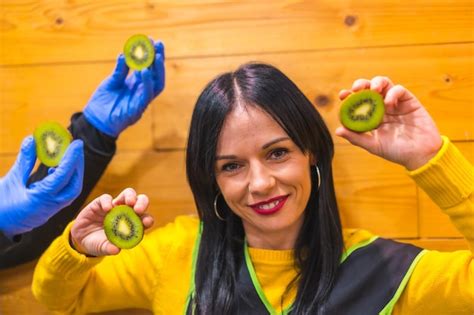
[186,63,343,314]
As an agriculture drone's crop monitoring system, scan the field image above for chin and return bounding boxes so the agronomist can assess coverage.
[254,212,304,233]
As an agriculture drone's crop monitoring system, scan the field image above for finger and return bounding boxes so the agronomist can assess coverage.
[338,89,352,100]
[370,76,394,96]
[351,78,371,92]
[112,187,138,207]
[384,84,417,112]
[53,170,81,206]
[12,136,37,184]
[137,68,154,108]
[133,69,142,83]
[82,194,114,219]
[55,138,85,202]
[153,40,165,60]
[102,241,121,256]
[94,194,115,213]
[335,126,379,154]
[134,194,149,215]
[37,139,84,194]
[107,54,129,88]
[54,159,84,204]
[141,213,154,229]
[152,53,165,95]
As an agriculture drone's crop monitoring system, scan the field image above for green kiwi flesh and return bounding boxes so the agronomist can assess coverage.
[104,205,144,249]
[33,121,72,167]
[123,34,155,71]
[340,90,385,132]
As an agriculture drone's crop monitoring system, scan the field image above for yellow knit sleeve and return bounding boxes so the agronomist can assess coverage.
[393,137,474,314]
[32,215,200,314]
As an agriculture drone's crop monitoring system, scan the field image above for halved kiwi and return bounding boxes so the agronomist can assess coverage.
[123,34,155,71]
[33,121,72,167]
[104,205,144,249]
[339,90,385,132]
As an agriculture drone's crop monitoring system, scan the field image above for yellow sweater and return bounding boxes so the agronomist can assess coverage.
[32,137,474,314]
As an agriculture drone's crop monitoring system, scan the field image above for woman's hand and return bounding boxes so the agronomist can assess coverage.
[336,76,443,170]
[70,188,154,257]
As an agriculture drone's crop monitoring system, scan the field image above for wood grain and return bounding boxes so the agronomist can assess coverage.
[1,43,471,154]
[1,1,472,313]
[334,144,418,238]
[1,0,473,65]
[0,62,156,153]
[153,43,474,149]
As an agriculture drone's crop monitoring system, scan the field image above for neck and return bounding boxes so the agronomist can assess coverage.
[243,221,303,250]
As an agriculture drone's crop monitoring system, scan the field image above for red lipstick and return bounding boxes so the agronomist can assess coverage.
[249,195,289,215]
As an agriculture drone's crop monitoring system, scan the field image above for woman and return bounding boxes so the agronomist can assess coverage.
[32,63,473,314]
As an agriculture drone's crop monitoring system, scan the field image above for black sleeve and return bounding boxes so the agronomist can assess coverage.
[0,113,116,269]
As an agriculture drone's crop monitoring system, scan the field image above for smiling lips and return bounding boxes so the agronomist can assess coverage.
[249,195,289,215]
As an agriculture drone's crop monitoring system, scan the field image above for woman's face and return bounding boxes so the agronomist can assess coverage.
[215,105,313,249]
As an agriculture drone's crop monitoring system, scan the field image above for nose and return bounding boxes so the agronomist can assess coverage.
[247,162,275,195]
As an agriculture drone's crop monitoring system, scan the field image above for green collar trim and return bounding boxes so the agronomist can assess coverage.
[186,229,419,315]
[244,241,294,315]
[183,222,203,315]
[340,236,379,263]
[241,235,380,314]
[379,249,428,315]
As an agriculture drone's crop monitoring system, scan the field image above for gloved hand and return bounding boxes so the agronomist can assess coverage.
[83,40,165,137]
[0,136,85,238]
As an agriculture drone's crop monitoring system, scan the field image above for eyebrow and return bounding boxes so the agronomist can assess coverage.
[215,136,291,160]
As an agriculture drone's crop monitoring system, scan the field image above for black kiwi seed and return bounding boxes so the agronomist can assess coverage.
[123,34,155,71]
[34,121,72,167]
[339,90,385,132]
[104,205,144,249]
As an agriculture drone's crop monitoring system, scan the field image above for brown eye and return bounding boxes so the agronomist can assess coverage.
[222,162,241,172]
[269,148,288,160]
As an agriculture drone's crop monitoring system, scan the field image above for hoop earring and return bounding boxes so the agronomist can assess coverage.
[213,193,225,221]
[313,165,321,191]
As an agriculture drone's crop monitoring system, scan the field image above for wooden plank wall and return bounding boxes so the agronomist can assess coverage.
[0,1,472,314]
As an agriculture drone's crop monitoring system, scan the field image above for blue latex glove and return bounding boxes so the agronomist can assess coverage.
[83,40,165,137]
[0,136,85,238]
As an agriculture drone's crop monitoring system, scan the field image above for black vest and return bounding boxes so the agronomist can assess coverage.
[186,236,424,315]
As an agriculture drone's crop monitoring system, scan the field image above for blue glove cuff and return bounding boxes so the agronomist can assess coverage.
[83,108,119,138]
